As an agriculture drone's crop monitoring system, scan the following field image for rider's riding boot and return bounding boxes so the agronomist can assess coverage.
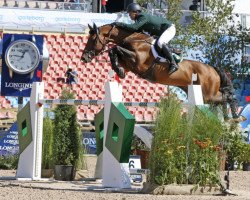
[162,44,179,75]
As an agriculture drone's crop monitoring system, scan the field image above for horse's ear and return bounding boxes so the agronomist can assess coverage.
[93,23,99,34]
[88,24,93,30]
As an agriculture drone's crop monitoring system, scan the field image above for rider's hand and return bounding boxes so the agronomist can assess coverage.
[112,22,123,26]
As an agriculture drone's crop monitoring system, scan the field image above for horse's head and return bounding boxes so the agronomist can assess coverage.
[81,23,110,63]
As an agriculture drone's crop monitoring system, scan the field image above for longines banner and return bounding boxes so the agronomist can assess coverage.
[82,132,96,154]
[1,33,43,97]
[0,129,97,156]
[0,122,19,156]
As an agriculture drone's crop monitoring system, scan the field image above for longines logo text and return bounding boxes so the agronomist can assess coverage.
[5,82,32,91]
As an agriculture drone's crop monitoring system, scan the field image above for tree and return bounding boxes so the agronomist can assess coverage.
[52,89,83,168]
[137,0,250,79]
[184,0,250,79]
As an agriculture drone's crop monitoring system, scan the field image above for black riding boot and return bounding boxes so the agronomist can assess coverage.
[162,44,179,75]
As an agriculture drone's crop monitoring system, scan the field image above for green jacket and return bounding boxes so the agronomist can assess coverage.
[116,12,172,36]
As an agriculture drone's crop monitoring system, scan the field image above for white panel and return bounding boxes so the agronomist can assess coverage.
[16,82,44,180]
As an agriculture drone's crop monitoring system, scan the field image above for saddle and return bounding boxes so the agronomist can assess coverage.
[151,39,183,63]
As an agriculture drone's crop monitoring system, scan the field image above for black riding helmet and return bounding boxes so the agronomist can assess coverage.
[127,3,141,13]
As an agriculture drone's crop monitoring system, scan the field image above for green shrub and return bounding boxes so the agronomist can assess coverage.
[42,112,54,169]
[52,89,84,169]
[150,94,223,186]
[0,155,19,169]
[222,125,250,167]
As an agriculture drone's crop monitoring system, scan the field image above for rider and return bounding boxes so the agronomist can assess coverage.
[114,3,178,75]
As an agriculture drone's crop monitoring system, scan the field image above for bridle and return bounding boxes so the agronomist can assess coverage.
[91,24,115,55]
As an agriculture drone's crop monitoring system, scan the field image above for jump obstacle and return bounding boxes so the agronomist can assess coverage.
[16,78,204,189]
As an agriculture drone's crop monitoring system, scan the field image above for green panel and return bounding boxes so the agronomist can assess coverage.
[105,102,135,163]
[94,108,104,155]
[21,120,28,137]
[17,102,33,154]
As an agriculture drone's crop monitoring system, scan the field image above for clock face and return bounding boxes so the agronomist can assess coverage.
[5,40,40,74]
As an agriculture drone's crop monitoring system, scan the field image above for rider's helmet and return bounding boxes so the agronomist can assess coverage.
[127,3,141,13]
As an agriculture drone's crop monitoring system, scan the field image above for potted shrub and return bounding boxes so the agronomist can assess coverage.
[52,89,83,181]
[222,126,249,170]
[222,124,243,170]
[239,143,250,171]
[41,112,54,178]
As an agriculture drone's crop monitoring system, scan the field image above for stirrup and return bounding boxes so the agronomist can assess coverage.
[168,64,178,75]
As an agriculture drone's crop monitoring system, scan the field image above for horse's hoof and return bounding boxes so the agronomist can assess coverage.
[117,67,125,79]
[227,116,247,123]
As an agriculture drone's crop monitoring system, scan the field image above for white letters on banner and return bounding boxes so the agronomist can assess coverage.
[0,8,120,30]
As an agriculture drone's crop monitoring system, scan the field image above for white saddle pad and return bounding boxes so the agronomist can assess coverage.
[151,40,167,63]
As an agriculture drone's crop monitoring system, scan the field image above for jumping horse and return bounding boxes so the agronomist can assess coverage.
[81,23,243,122]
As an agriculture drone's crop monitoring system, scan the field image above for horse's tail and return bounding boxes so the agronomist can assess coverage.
[213,67,233,89]
[214,67,240,118]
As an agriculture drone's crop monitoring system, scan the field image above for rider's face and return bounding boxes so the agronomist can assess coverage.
[129,11,138,20]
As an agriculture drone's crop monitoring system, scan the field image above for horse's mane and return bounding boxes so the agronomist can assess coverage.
[100,24,153,41]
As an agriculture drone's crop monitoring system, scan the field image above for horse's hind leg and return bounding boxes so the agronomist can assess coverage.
[222,86,239,119]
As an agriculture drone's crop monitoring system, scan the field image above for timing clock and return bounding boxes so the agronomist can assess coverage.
[5,39,41,77]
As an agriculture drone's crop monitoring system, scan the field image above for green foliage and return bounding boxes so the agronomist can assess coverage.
[131,135,150,151]
[53,88,84,169]
[222,125,250,165]
[0,155,18,169]
[42,112,54,169]
[239,143,250,163]
[184,0,249,78]
[150,94,223,186]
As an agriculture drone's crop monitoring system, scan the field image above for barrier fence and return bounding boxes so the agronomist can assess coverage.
[39,99,159,107]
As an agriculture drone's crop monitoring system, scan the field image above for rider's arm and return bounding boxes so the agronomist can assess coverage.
[115,14,147,32]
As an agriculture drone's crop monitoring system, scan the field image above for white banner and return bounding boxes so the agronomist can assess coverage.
[0,8,119,30]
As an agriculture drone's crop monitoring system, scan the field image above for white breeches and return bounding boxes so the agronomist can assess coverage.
[157,24,176,48]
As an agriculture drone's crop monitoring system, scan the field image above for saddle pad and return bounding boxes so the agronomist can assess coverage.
[151,40,167,63]
[151,40,183,63]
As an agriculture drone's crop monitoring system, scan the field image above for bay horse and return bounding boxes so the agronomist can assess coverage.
[81,23,243,122]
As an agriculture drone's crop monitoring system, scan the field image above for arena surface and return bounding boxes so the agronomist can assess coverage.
[0,169,249,200]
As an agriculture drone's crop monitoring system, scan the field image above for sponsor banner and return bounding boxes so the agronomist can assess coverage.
[82,132,96,154]
[0,122,19,156]
[1,33,43,97]
[0,8,118,30]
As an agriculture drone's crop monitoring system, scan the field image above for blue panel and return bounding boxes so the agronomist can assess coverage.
[240,104,250,129]
[82,132,96,154]
[1,34,44,97]
[0,122,19,156]
[241,90,250,96]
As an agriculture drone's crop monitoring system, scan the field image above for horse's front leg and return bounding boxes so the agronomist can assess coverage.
[108,47,125,78]
[108,46,136,78]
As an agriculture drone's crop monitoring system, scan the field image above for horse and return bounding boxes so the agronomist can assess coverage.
[81,23,243,122]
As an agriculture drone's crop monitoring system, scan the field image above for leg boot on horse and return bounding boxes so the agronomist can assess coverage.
[108,48,125,78]
[162,44,179,75]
